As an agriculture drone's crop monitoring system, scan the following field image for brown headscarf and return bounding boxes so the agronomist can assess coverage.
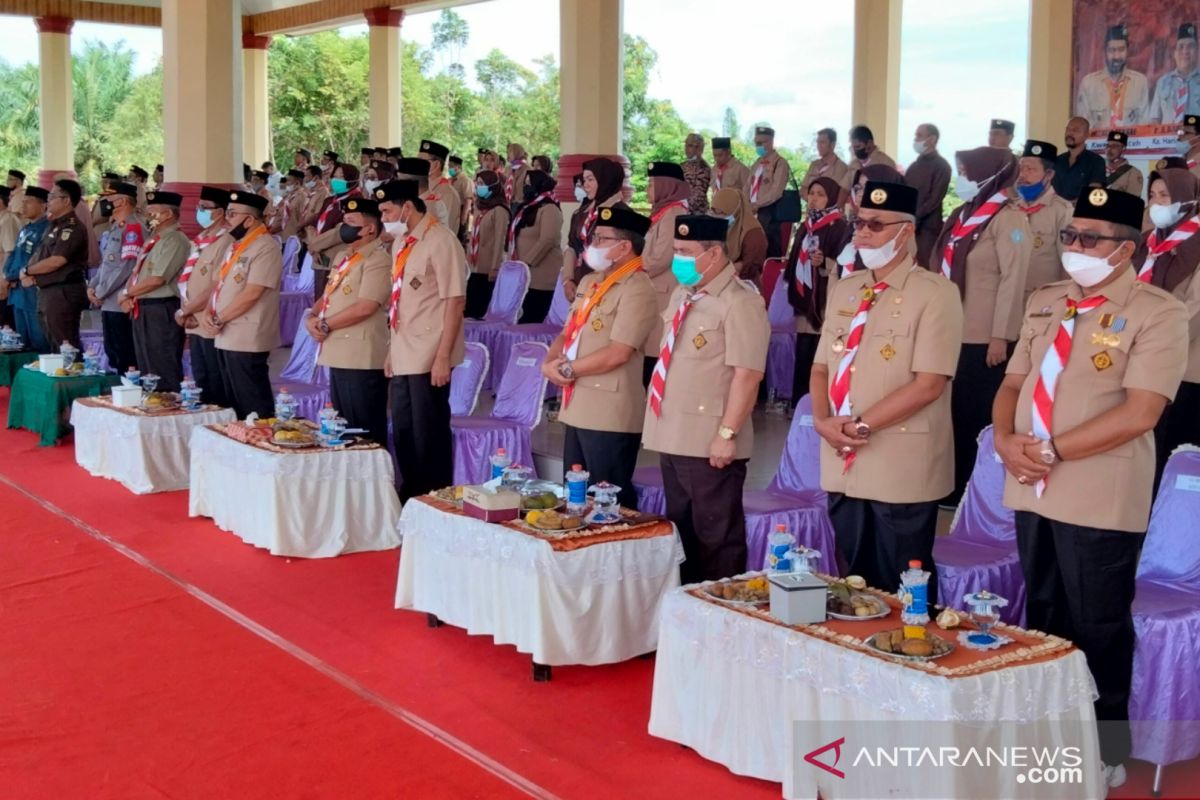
[710,187,762,263]
[1141,168,1200,292]
[512,170,559,237]
[474,170,508,212]
[931,146,1018,293]
[582,157,625,205]
[650,176,691,216]
[850,164,903,215]
[788,177,852,328]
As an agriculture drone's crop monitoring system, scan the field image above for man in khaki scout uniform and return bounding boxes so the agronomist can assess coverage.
[994,188,1186,787]
[643,162,691,311]
[811,181,963,601]
[642,214,770,583]
[749,126,793,258]
[395,157,448,230]
[848,125,897,171]
[1076,24,1151,128]
[118,191,190,392]
[377,180,467,502]
[542,207,659,510]
[176,186,232,409]
[1012,141,1073,303]
[448,155,472,244]
[709,137,750,197]
[988,118,1016,151]
[304,196,391,445]
[1103,131,1144,197]
[418,140,463,237]
[198,191,282,418]
[800,128,853,196]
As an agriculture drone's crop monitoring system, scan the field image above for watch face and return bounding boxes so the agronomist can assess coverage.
[1040,449,1055,465]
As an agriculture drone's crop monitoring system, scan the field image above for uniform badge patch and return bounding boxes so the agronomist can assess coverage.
[880,343,896,361]
[410,277,422,290]
[692,333,706,349]
[831,338,846,353]
[343,284,352,295]
[1010,230,1023,243]
[1092,351,1113,370]
[591,318,604,331]
[1033,235,1043,249]
[234,273,245,283]
[60,230,70,241]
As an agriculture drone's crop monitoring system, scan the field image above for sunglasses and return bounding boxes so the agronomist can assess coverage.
[852,218,909,233]
[1058,228,1130,248]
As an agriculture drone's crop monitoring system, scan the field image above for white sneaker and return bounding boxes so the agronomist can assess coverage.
[1102,762,1127,789]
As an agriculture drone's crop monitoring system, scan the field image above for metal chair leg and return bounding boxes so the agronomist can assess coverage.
[1152,763,1164,797]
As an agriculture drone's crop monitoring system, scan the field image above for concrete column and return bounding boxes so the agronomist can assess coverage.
[1026,1,1073,144]
[161,0,243,233]
[851,0,903,159]
[35,16,75,188]
[364,8,404,148]
[242,33,272,169]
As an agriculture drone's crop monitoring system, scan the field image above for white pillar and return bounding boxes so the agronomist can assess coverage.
[365,7,404,147]
[851,0,903,158]
[242,33,272,168]
[35,15,75,186]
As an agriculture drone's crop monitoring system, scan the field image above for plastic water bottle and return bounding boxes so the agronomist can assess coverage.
[564,463,590,515]
[274,387,297,421]
[767,523,795,572]
[900,559,931,637]
[318,402,338,436]
[766,387,778,415]
[489,448,511,481]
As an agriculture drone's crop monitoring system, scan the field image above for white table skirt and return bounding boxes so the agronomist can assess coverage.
[394,498,685,665]
[188,426,401,558]
[648,588,1104,799]
[71,401,236,494]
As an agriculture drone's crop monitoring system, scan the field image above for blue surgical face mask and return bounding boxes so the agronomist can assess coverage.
[755,145,768,158]
[1016,182,1044,203]
[671,253,704,286]
[195,207,214,229]
[331,178,349,194]
[475,184,491,198]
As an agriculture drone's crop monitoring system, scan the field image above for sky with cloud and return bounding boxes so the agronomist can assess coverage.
[0,0,1031,167]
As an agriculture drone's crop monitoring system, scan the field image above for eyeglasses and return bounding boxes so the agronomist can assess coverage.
[1058,228,1130,248]
[589,235,623,246]
[852,218,909,233]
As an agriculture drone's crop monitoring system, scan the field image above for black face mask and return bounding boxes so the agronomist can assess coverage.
[338,223,361,244]
[522,184,538,202]
[229,219,250,240]
[852,146,869,160]
[99,199,113,218]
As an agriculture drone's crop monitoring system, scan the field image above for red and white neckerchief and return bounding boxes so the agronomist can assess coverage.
[425,177,451,203]
[581,204,601,248]
[1016,201,1045,217]
[208,225,269,318]
[1030,295,1107,496]
[125,233,161,319]
[648,289,708,418]
[939,191,1008,279]
[713,164,727,191]
[387,217,435,330]
[794,210,843,294]
[507,192,554,255]
[504,161,525,204]
[828,281,888,473]
[1139,214,1200,281]
[178,227,224,302]
[467,207,490,267]
[316,198,338,233]
[650,200,688,225]
[1177,80,1189,122]
[560,257,645,409]
[837,242,858,277]
[1106,158,1127,178]
[315,248,365,362]
[1190,159,1199,170]
[749,162,766,203]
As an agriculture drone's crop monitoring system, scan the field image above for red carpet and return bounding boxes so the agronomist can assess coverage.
[1,391,1195,799]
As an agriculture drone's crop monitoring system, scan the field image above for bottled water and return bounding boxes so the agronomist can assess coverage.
[767,523,795,572]
[489,448,511,481]
[318,402,338,436]
[900,559,931,636]
[274,387,298,421]
[563,463,590,515]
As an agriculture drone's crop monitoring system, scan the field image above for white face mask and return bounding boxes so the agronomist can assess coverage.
[383,217,408,238]
[585,243,614,270]
[912,139,928,156]
[574,185,588,203]
[304,181,316,190]
[1149,201,1186,230]
[1062,248,1122,288]
[364,179,381,193]
[857,226,908,269]
[955,174,980,202]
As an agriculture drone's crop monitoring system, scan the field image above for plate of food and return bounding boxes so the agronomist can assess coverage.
[826,578,890,620]
[519,480,565,511]
[523,509,587,532]
[703,575,770,607]
[139,392,181,412]
[865,629,955,661]
[272,428,317,448]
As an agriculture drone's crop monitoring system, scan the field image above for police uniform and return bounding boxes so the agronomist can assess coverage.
[382,180,467,502]
[125,192,189,392]
[710,138,751,196]
[815,182,963,601]
[314,198,392,446]
[1150,24,1200,123]
[1104,131,1144,196]
[642,215,770,583]
[182,191,233,411]
[554,208,659,510]
[1002,188,1187,767]
[1013,141,1073,303]
[34,202,90,350]
[212,193,283,418]
[90,183,142,374]
[1075,26,1151,128]
[419,140,463,235]
[748,127,793,258]
[643,162,690,310]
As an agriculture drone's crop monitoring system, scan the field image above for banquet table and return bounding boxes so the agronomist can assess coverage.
[188,425,401,558]
[649,576,1104,799]
[7,368,121,446]
[395,495,685,675]
[71,398,235,493]
[0,349,45,387]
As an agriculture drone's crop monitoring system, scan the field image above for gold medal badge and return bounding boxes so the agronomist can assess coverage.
[880,343,896,361]
[831,338,846,353]
[591,318,604,332]
[1092,351,1113,371]
[693,333,707,349]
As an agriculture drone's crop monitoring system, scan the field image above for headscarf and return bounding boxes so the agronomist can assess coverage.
[582,157,625,206]
[474,170,508,212]
[710,187,762,263]
[791,177,851,328]
[932,146,1018,291]
[650,176,691,217]
[1143,168,1200,292]
[512,170,559,236]
[806,177,844,223]
[370,162,394,182]
[335,163,360,192]
[508,143,528,163]
[850,164,903,213]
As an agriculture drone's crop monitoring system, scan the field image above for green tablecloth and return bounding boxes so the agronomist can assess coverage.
[7,368,121,446]
[0,350,42,387]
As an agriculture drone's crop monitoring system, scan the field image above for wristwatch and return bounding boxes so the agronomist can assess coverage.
[557,360,576,380]
[718,425,737,441]
[318,319,331,335]
[1040,439,1060,465]
[853,416,872,440]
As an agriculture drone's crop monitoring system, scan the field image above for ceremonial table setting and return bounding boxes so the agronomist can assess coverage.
[6,350,120,446]
[395,475,685,680]
[0,326,41,387]
[649,562,1104,799]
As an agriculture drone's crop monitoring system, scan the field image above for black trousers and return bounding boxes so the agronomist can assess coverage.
[1014,511,1142,765]
[791,332,819,405]
[217,349,273,419]
[949,342,1012,503]
[828,494,939,604]
[642,356,657,390]
[131,297,184,392]
[330,367,389,446]
[756,206,783,258]
[101,309,137,375]
[390,373,453,502]
[660,453,749,583]
[0,296,13,329]
[562,425,642,510]
[37,280,87,351]
[189,335,228,409]
[520,289,553,324]
[312,268,328,302]
[1154,379,1200,492]
[464,273,493,320]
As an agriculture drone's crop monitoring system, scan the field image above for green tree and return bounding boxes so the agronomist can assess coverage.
[0,62,40,177]
[102,66,164,184]
[268,32,370,159]
[73,40,136,185]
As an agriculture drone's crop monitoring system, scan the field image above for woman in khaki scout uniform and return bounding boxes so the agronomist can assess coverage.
[464,170,510,320]
[562,158,630,302]
[377,180,467,502]
[542,208,658,510]
[811,181,963,602]
[305,197,392,446]
[1011,141,1072,304]
[1138,167,1200,485]
[176,186,232,409]
[994,188,1186,784]
[642,215,770,583]
[198,191,283,419]
[933,146,1031,502]
[709,188,767,289]
[418,140,462,236]
[504,143,531,207]
[273,170,308,241]
[510,170,563,324]
[643,162,691,310]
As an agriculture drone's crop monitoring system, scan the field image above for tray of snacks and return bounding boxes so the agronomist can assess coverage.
[703,575,770,607]
[139,391,181,412]
[826,576,890,620]
[432,485,465,507]
[519,479,565,511]
[522,508,588,531]
[272,427,318,448]
[865,629,955,661]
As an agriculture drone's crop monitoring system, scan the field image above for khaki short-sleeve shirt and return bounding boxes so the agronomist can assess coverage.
[138,223,190,299]
[317,240,391,370]
[958,203,1032,343]
[214,228,283,353]
[388,218,468,375]
[185,231,233,340]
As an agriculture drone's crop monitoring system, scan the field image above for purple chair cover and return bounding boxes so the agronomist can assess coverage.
[280,235,301,278]
[80,328,108,373]
[182,343,192,379]
[634,464,666,515]
[271,318,329,421]
[484,275,569,392]
[450,341,489,417]
[464,261,533,392]
[278,291,311,347]
[933,426,1025,625]
[765,276,796,401]
[451,341,549,485]
[282,252,315,294]
[1130,448,1200,767]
